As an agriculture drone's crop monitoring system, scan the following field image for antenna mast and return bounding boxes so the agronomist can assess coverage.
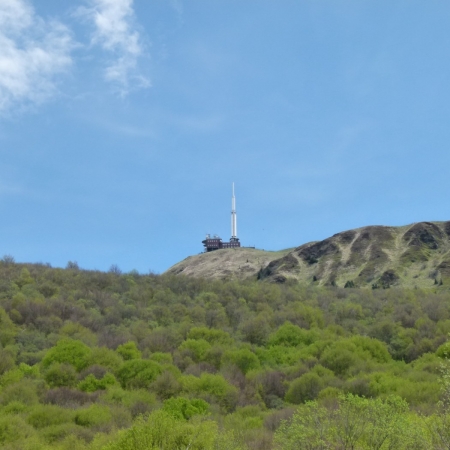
[231,183,237,239]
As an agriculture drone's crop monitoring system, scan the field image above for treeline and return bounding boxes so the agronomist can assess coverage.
[1,259,450,448]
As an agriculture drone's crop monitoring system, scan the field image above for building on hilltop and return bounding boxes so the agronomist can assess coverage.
[202,184,241,252]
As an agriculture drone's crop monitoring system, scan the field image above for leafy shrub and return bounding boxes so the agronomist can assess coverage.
[116,341,142,360]
[0,379,39,406]
[102,410,227,450]
[103,385,156,408]
[320,342,359,376]
[0,415,35,445]
[149,352,173,364]
[44,363,78,388]
[285,372,324,404]
[436,342,450,358]
[0,308,18,347]
[187,327,233,345]
[86,347,124,372]
[349,336,391,363]
[269,322,317,347]
[162,397,209,420]
[42,339,91,372]
[180,373,238,411]
[179,339,211,362]
[78,373,118,392]
[222,348,260,374]
[116,359,162,389]
[74,404,112,427]
[26,404,74,428]
[0,347,15,376]
[150,370,182,399]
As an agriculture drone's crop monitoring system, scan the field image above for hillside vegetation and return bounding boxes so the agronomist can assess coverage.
[167,221,450,290]
[2,257,450,448]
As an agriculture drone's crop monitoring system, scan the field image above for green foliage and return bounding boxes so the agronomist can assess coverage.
[27,404,74,429]
[0,308,17,347]
[222,348,260,374]
[268,322,317,347]
[78,373,118,392]
[150,370,181,399]
[162,397,209,420]
[60,322,98,347]
[436,342,450,359]
[116,359,162,389]
[0,379,39,406]
[42,339,91,372]
[148,352,172,364]
[0,414,35,445]
[44,363,78,388]
[179,338,211,362]
[3,262,450,448]
[286,372,324,404]
[102,410,224,450]
[187,327,233,345]
[74,404,112,427]
[180,373,238,410]
[275,394,418,450]
[87,347,124,372]
[116,342,141,360]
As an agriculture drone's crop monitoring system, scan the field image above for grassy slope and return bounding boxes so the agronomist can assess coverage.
[165,247,293,280]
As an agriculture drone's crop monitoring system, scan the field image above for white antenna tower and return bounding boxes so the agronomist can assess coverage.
[231,183,237,239]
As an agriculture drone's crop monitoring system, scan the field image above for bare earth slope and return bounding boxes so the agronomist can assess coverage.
[165,221,450,288]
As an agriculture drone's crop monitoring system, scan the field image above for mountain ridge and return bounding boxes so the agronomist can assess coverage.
[165,221,450,289]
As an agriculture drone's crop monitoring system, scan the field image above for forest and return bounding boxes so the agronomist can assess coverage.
[1,258,450,449]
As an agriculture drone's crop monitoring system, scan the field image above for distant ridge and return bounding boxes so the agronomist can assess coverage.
[165,221,450,289]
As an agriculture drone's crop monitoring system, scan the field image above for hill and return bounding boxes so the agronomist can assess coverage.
[165,247,292,280]
[166,221,450,289]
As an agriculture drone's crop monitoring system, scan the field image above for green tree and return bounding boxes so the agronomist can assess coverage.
[116,341,142,360]
[42,339,91,371]
[116,359,162,389]
[222,348,260,374]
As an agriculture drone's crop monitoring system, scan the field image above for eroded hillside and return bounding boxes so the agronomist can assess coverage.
[166,221,450,289]
[260,221,450,288]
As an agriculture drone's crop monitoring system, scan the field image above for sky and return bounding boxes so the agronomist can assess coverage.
[1,0,450,274]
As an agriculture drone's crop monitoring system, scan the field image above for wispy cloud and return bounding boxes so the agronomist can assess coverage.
[0,0,74,113]
[77,0,150,95]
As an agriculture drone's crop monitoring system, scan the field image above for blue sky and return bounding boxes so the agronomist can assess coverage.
[1,0,450,273]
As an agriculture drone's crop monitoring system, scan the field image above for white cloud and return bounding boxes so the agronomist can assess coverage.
[0,0,74,113]
[78,0,149,94]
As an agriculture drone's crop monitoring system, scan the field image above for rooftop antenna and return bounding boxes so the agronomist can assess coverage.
[231,182,237,240]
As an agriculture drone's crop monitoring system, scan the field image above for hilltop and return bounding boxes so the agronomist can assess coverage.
[165,247,292,280]
[165,221,450,289]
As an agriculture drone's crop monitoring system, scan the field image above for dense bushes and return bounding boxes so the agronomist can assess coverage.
[1,260,450,447]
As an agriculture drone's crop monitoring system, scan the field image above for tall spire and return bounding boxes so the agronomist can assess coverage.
[231,183,237,239]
